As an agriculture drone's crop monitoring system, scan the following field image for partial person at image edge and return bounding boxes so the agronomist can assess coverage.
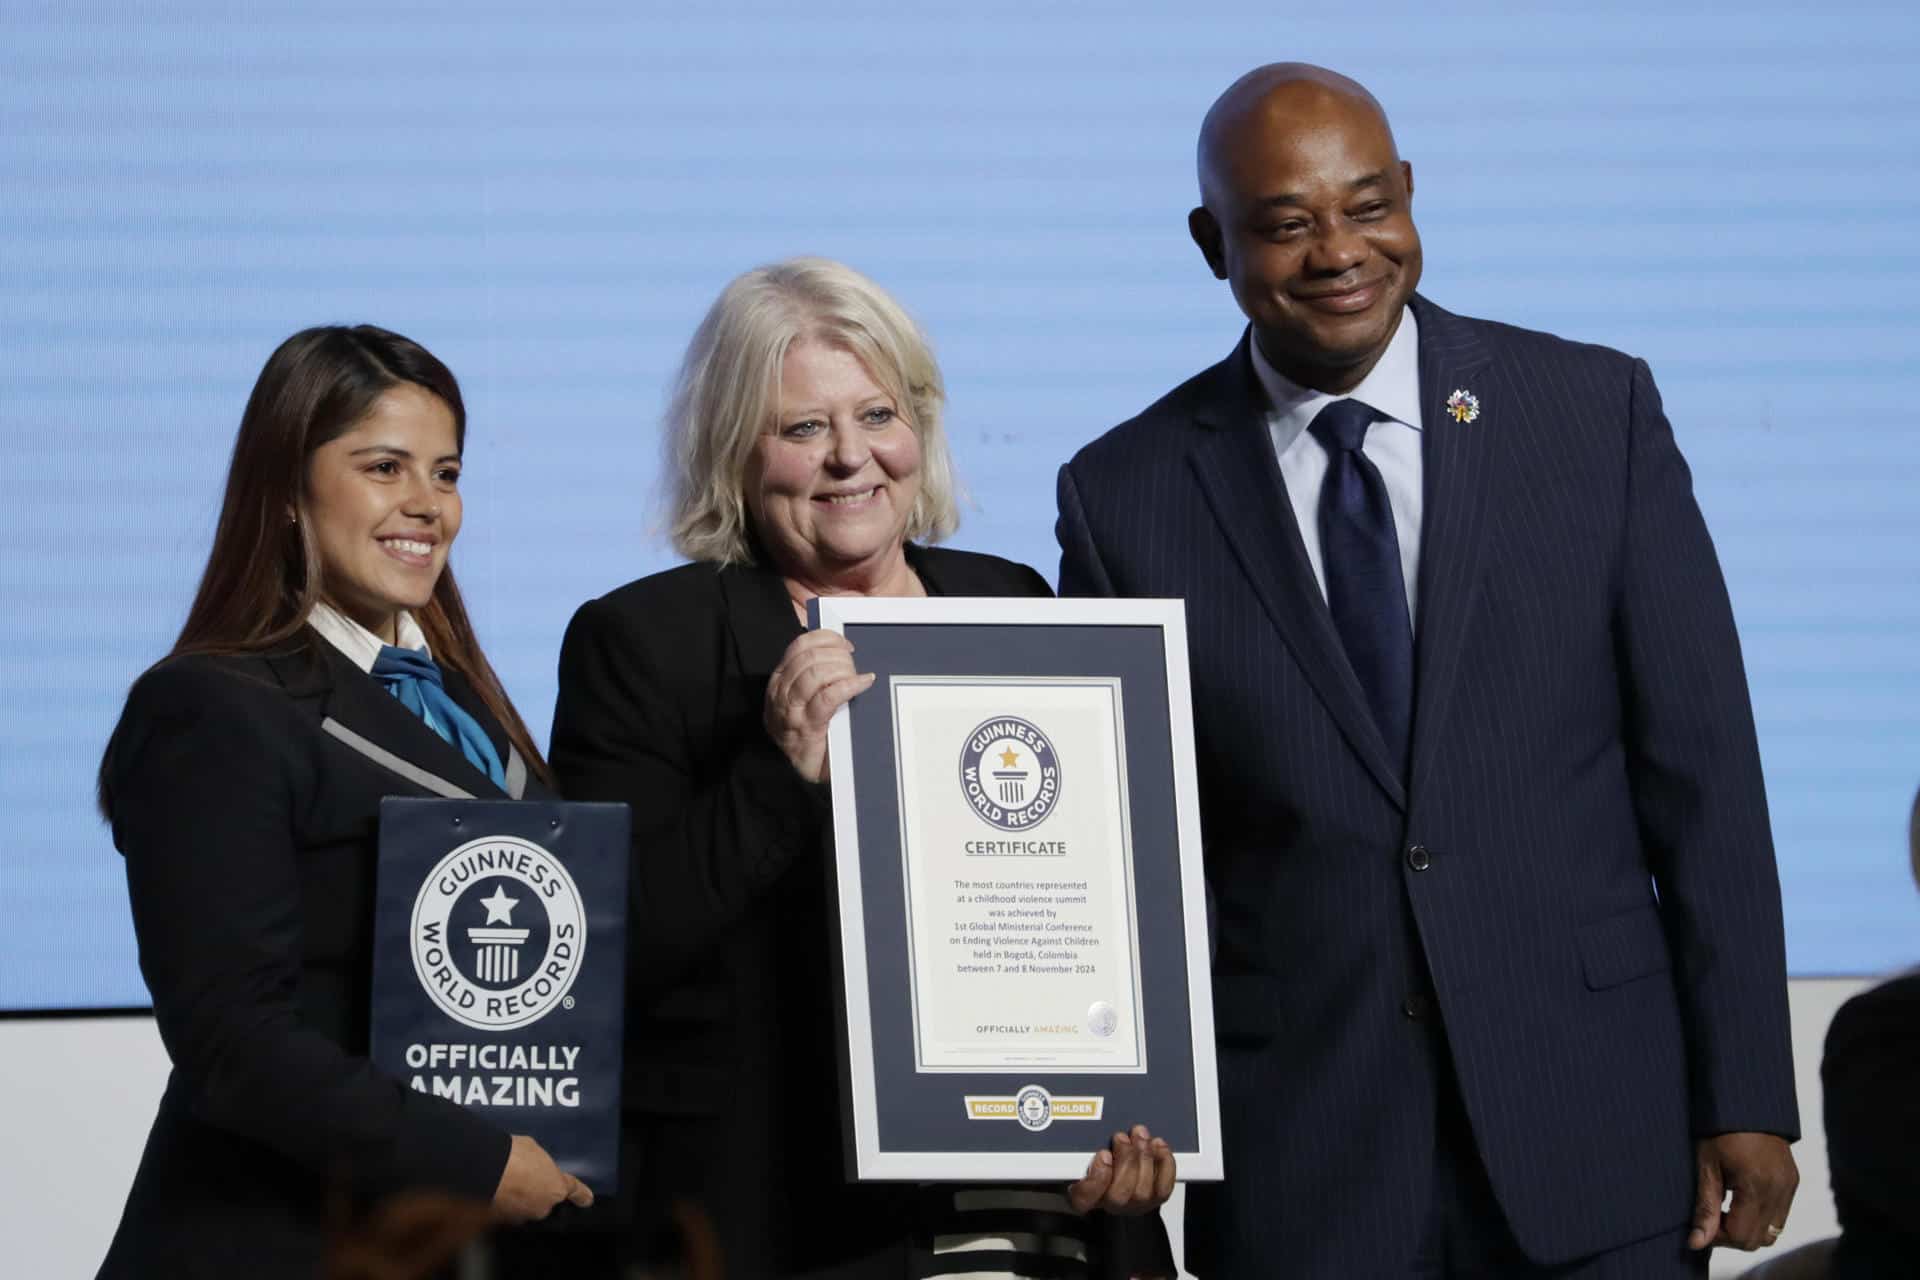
[1820,784,1920,1279]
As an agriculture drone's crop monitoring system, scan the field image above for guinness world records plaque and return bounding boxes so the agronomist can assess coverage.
[370,798,631,1190]
[812,597,1222,1182]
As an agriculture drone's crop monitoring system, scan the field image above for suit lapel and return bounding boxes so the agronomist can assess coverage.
[903,543,1008,598]
[271,634,510,800]
[719,563,805,682]
[715,551,958,687]
[440,663,531,798]
[905,543,962,596]
[1406,296,1497,801]
[716,548,1025,686]
[1186,332,1407,808]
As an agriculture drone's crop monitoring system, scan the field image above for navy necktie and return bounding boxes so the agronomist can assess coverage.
[1308,398,1413,773]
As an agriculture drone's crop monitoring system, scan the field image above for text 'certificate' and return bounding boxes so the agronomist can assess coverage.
[891,676,1146,1073]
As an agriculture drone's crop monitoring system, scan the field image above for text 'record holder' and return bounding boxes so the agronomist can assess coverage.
[811,597,1222,1182]
[371,797,631,1191]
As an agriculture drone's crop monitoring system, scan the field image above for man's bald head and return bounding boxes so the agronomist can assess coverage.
[1186,62,1420,393]
[1197,63,1399,211]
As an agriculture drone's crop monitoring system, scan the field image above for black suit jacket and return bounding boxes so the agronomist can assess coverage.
[551,546,1176,1277]
[1056,295,1798,1276]
[97,635,528,1279]
[1823,970,1920,1279]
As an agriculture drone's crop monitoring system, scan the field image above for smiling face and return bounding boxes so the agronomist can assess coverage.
[1192,79,1422,392]
[745,338,922,592]
[302,383,462,642]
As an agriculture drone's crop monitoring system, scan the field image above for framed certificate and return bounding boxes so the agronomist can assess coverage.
[813,597,1222,1181]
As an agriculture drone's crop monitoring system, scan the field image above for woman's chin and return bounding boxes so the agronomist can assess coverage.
[827,539,905,568]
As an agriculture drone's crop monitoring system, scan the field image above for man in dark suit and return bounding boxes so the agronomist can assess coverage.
[1054,63,1801,1277]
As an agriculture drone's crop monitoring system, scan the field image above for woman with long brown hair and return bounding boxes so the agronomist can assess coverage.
[95,325,591,1278]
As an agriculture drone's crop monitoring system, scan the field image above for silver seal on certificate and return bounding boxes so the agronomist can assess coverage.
[1088,1000,1117,1037]
[959,716,1061,831]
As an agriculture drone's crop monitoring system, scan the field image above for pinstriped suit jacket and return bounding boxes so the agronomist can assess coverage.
[1055,295,1797,1277]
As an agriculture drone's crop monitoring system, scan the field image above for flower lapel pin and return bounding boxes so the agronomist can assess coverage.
[1445,388,1480,424]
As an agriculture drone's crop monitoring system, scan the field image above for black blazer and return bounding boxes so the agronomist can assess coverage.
[98,634,531,1279]
[1823,970,1920,1279]
[1057,295,1798,1276]
[552,546,1175,1276]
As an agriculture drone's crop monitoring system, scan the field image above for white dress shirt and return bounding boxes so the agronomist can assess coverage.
[1250,306,1425,630]
[307,601,431,673]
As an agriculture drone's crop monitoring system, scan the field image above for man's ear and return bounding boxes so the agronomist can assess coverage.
[1402,159,1415,203]
[1188,207,1229,280]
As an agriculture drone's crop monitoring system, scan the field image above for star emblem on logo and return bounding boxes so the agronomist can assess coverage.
[998,747,1021,768]
[479,884,519,925]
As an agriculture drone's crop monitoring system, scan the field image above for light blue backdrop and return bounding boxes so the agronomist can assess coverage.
[4,1,1916,1008]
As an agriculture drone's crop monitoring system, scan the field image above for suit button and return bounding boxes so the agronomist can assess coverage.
[1402,993,1432,1021]
[1406,844,1431,872]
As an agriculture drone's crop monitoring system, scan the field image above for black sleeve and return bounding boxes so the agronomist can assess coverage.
[1056,463,1120,599]
[1017,560,1055,599]
[549,594,830,994]
[1612,359,1796,1138]
[111,662,511,1201]
[1096,1209,1177,1279]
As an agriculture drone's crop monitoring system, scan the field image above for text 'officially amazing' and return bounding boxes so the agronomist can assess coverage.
[403,1041,583,1108]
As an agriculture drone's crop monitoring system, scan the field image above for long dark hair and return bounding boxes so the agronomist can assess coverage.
[99,325,548,815]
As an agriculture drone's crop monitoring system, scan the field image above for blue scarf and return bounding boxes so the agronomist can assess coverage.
[370,645,507,789]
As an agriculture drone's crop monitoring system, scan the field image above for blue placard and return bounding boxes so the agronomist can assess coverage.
[371,798,630,1191]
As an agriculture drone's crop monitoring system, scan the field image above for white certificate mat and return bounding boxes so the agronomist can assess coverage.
[892,677,1146,1073]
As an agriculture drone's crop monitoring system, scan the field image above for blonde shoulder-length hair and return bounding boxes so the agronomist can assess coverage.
[666,257,962,566]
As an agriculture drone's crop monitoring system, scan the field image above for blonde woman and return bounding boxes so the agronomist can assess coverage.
[551,259,1174,1278]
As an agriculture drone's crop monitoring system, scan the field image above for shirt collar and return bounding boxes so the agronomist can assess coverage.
[307,600,431,674]
[1250,305,1423,452]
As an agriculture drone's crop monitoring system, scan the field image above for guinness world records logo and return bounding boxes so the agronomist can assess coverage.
[1014,1084,1055,1131]
[959,716,1061,831]
[411,835,586,1031]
